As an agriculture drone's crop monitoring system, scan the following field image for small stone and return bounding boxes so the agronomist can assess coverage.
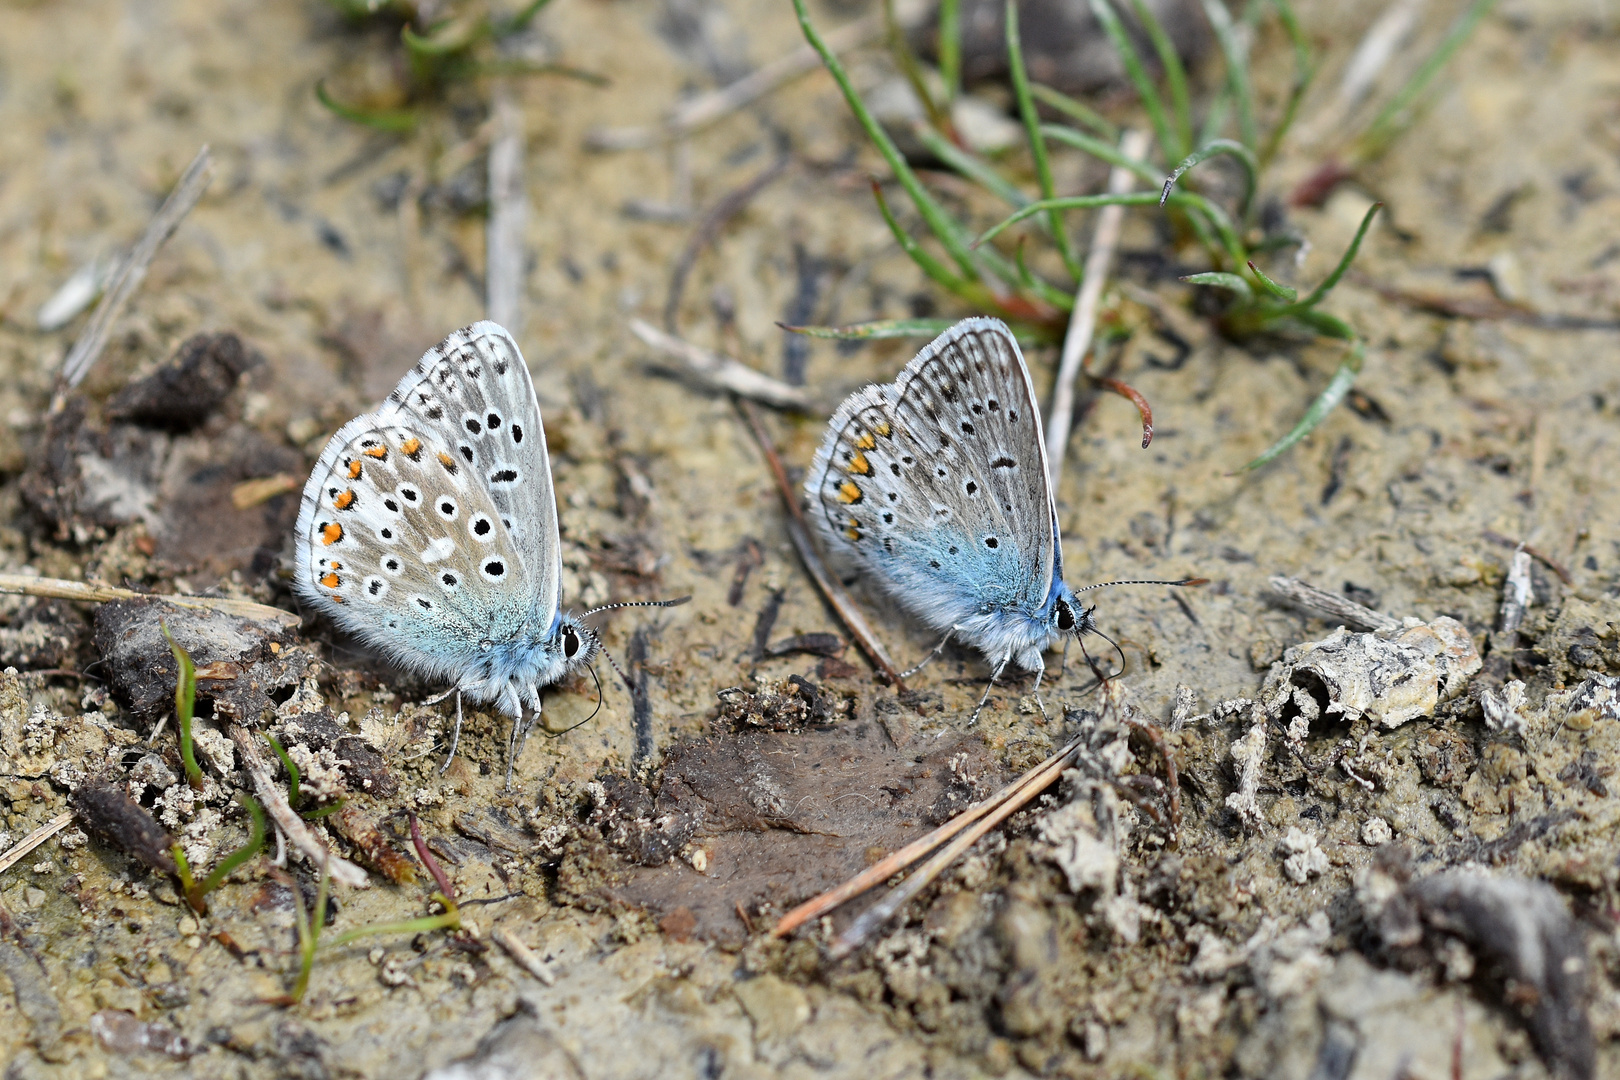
[1281,827,1330,884]
[1361,817,1393,846]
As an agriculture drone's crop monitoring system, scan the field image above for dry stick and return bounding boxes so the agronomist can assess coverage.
[230,473,299,510]
[1267,574,1399,632]
[629,319,812,412]
[773,729,1087,938]
[486,90,527,335]
[0,812,74,877]
[586,14,883,151]
[1293,0,1426,149]
[491,927,557,985]
[0,574,299,630]
[663,155,793,333]
[228,724,367,889]
[54,146,214,407]
[1045,129,1153,490]
[1482,529,1572,585]
[828,737,1084,957]
[736,399,905,687]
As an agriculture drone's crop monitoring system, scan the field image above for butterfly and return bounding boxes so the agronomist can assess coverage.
[294,321,679,770]
[806,317,1194,706]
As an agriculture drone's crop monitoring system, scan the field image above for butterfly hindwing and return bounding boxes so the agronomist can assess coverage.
[809,318,1059,637]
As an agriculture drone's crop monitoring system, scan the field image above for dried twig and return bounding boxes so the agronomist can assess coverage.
[491,927,557,985]
[828,736,1083,956]
[55,146,214,406]
[664,154,793,332]
[1046,129,1153,490]
[1482,530,1572,585]
[1498,548,1533,636]
[736,399,903,686]
[229,724,367,889]
[629,319,812,412]
[1267,575,1399,632]
[486,91,527,335]
[0,813,74,877]
[772,730,1085,939]
[585,15,883,151]
[0,574,299,630]
[230,474,299,510]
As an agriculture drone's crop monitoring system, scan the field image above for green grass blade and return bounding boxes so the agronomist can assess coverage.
[1040,125,1160,185]
[315,81,418,133]
[1257,0,1316,169]
[1182,271,1253,299]
[1246,260,1296,301]
[1086,0,1175,160]
[1011,240,1077,311]
[160,623,204,791]
[1030,85,1118,140]
[402,22,478,57]
[976,191,1162,245]
[1235,339,1362,472]
[503,0,557,34]
[915,126,1028,210]
[1287,202,1381,311]
[793,0,980,278]
[264,734,301,808]
[1197,85,1232,148]
[884,0,953,136]
[1160,138,1257,216]
[1200,0,1257,151]
[201,795,267,896]
[1355,0,1499,163]
[781,318,959,339]
[1126,0,1192,161]
[1006,1,1078,278]
[939,0,961,103]
[869,181,980,301]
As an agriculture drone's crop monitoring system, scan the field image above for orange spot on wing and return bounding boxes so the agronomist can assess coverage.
[320,572,340,589]
[333,489,355,510]
[854,432,876,451]
[437,452,458,474]
[874,420,892,437]
[837,481,863,504]
[347,460,362,480]
[401,437,421,458]
[321,523,343,545]
[329,594,345,604]
[849,452,872,475]
[845,518,862,541]
[362,445,388,460]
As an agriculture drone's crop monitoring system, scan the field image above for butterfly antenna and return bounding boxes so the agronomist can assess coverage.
[579,595,692,618]
[1077,627,1127,683]
[538,669,605,740]
[1070,577,1208,593]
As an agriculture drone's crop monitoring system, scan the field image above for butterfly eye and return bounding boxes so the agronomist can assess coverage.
[562,628,581,658]
[1056,601,1075,632]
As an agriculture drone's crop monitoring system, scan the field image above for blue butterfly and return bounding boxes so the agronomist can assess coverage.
[295,322,680,771]
[807,318,1189,705]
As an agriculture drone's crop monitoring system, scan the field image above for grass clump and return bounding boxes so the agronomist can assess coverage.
[790,0,1493,469]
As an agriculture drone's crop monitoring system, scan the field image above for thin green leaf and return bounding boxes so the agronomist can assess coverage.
[1126,0,1192,161]
[1200,0,1257,151]
[1257,0,1316,169]
[914,126,1028,210]
[1160,138,1257,216]
[976,191,1163,246]
[793,0,980,277]
[1030,84,1118,141]
[1041,125,1161,186]
[939,0,961,103]
[884,0,953,136]
[1197,85,1232,148]
[1010,241,1077,311]
[1355,0,1499,163]
[330,897,461,947]
[160,623,204,792]
[1006,1,1077,278]
[200,795,267,895]
[402,22,482,57]
[315,81,419,133]
[781,318,960,340]
[1182,271,1253,299]
[1235,339,1362,472]
[868,181,981,303]
[1287,202,1381,311]
[264,734,301,808]
[1246,260,1296,301]
[1086,0,1175,160]
[502,0,557,34]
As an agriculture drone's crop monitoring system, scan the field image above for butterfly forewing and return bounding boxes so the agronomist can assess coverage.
[375,321,562,625]
[810,319,1058,628]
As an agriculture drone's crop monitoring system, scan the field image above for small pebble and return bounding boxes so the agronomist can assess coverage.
[1361,817,1393,846]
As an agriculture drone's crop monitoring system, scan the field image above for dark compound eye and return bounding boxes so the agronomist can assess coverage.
[1056,601,1075,632]
[563,628,581,658]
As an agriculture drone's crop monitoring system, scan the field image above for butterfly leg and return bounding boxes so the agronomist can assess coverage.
[901,627,959,679]
[967,655,1012,725]
[505,705,537,792]
[438,690,464,774]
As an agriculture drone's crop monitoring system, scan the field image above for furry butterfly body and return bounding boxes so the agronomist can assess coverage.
[294,321,595,721]
[807,318,1095,677]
